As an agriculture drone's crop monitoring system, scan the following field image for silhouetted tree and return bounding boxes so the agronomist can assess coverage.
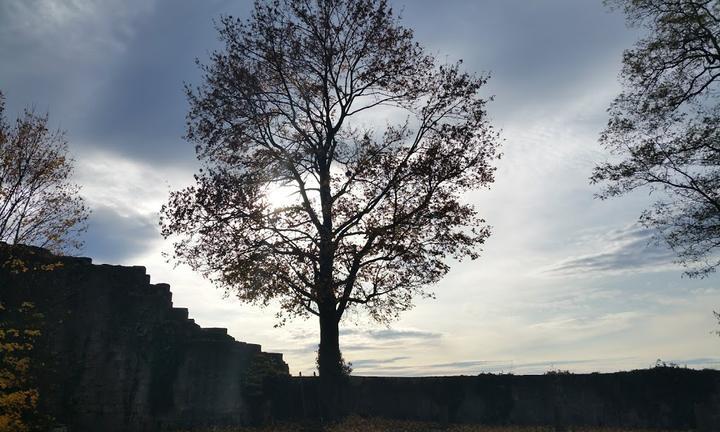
[161,0,500,414]
[0,91,88,254]
[592,0,720,277]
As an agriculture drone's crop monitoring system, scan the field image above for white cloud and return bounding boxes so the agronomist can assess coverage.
[75,148,188,214]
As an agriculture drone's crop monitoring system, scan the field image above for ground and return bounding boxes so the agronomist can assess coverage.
[181,416,687,432]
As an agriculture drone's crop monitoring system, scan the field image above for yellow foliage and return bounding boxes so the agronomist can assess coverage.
[38,262,64,271]
[1,257,64,274]
[0,301,44,431]
[0,414,31,432]
[2,259,28,274]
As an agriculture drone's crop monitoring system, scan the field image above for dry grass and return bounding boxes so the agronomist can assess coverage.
[182,416,688,432]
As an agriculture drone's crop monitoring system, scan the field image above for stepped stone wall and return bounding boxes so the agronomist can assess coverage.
[3,243,720,431]
[0,243,288,432]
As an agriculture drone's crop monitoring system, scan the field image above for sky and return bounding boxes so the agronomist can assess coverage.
[1,0,719,376]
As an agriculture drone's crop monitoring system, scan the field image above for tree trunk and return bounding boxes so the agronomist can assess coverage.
[317,301,342,420]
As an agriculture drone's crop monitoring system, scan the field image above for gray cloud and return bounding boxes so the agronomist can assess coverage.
[394,0,638,123]
[350,356,411,368]
[0,0,251,166]
[353,357,643,377]
[276,328,442,366]
[78,0,246,163]
[0,1,155,127]
[83,205,159,263]
[544,225,679,277]
[668,357,720,368]
[0,0,637,166]
[341,328,442,341]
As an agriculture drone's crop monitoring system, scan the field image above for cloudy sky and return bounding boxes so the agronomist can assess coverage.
[2,0,719,376]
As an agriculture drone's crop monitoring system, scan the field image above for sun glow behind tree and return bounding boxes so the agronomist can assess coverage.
[161,0,500,416]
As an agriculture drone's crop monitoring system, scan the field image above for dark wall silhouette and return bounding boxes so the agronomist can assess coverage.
[268,371,720,430]
[2,243,720,431]
[0,243,287,431]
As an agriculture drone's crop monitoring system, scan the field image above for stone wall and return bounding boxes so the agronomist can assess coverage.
[0,243,288,432]
[266,370,720,430]
[3,243,720,431]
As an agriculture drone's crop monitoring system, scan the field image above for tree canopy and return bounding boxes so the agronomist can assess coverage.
[592,0,720,277]
[0,91,88,254]
[161,0,500,384]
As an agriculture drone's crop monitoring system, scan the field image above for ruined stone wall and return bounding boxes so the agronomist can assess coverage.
[266,369,720,430]
[0,243,287,432]
[4,243,720,431]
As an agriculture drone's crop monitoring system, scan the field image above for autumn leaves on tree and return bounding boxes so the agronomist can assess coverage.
[0,91,88,254]
[0,92,86,430]
[161,0,500,388]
